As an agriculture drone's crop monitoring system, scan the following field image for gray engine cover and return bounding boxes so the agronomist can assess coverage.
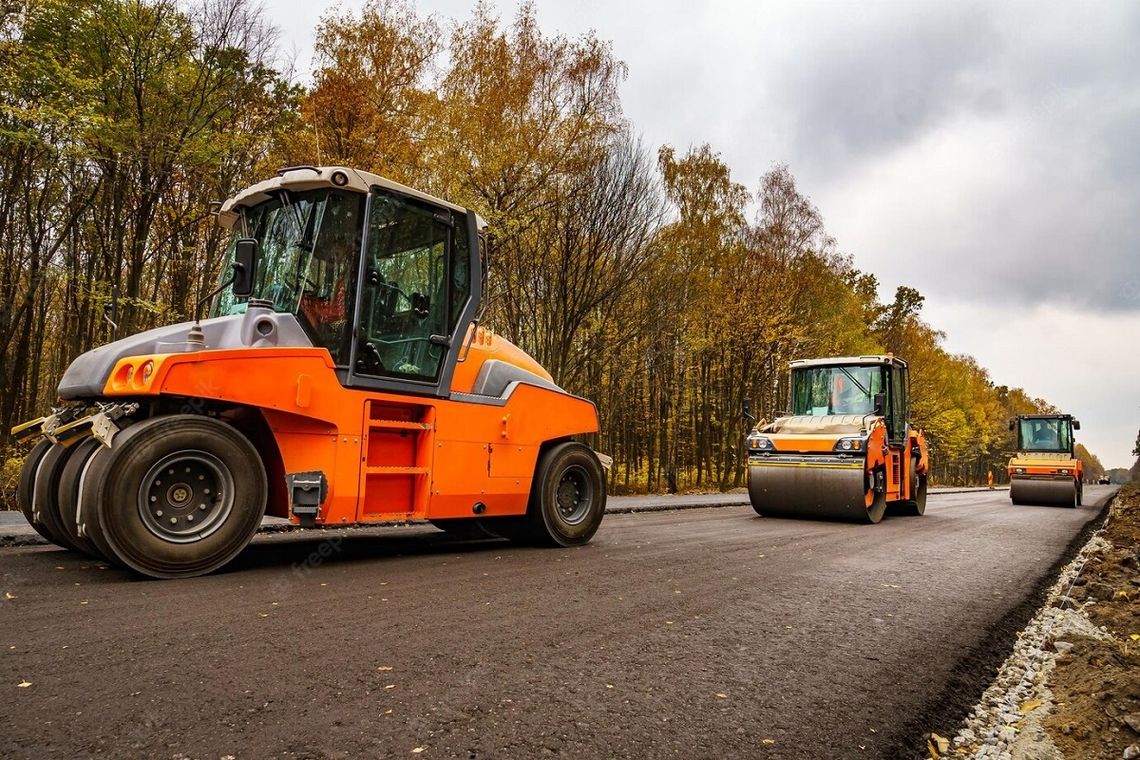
[57,305,313,399]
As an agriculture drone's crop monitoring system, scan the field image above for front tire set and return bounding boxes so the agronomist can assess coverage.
[17,415,267,579]
[20,422,603,578]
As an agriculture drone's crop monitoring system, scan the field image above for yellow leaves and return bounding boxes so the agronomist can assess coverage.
[927,733,949,757]
[17,680,32,688]
[1019,699,1042,713]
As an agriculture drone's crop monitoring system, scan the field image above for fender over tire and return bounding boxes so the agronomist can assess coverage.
[56,437,103,558]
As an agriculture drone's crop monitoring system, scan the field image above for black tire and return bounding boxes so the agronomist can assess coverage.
[84,415,268,579]
[864,485,888,524]
[16,438,58,545]
[895,457,927,516]
[519,442,606,547]
[78,447,124,565]
[1076,481,1083,507]
[32,443,82,550]
[55,437,103,557]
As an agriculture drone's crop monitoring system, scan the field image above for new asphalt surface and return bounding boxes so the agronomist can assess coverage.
[0,486,1113,759]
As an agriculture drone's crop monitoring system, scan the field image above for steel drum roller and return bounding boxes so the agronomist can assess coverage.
[748,459,873,521]
[1010,477,1076,507]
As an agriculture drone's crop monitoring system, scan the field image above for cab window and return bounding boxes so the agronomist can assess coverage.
[355,191,453,382]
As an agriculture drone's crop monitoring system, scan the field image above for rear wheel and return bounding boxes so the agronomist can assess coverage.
[32,443,81,550]
[55,437,103,557]
[895,457,927,516]
[516,442,606,547]
[84,415,268,579]
[16,438,58,545]
[863,469,888,524]
[1075,480,1083,507]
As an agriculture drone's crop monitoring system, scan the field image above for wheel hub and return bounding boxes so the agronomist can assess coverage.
[138,451,235,543]
[554,465,593,526]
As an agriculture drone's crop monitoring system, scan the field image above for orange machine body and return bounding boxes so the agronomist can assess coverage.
[100,328,598,526]
[761,416,929,506]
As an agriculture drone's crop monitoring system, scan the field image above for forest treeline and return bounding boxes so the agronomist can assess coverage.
[0,0,1106,494]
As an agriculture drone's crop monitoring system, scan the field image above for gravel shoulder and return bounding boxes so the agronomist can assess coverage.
[1042,485,1139,760]
[938,484,1137,760]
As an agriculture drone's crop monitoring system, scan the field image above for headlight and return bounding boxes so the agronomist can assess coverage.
[1059,468,1069,475]
[1015,467,1024,474]
[834,437,863,452]
[748,435,774,451]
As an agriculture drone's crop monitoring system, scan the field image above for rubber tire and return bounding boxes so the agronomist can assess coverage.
[895,458,927,516]
[55,437,103,557]
[32,443,82,550]
[864,485,888,524]
[16,438,58,545]
[84,415,267,579]
[1075,481,1083,507]
[519,442,607,547]
[78,447,124,565]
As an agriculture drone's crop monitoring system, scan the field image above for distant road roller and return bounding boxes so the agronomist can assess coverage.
[1007,414,1083,507]
[12,166,608,578]
[746,355,929,523]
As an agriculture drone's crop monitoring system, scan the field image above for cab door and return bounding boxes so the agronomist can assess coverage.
[345,187,481,397]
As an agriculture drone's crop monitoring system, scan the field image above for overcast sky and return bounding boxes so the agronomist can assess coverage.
[264,0,1140,467]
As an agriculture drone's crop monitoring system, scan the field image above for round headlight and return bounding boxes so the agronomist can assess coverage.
[840,439,852,450]
[331,170,349,187]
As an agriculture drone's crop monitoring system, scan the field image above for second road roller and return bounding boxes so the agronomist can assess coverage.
[745,355,929,523]
[1007,414,1084,507]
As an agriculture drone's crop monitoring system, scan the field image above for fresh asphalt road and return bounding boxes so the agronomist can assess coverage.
[0,486,1113,759]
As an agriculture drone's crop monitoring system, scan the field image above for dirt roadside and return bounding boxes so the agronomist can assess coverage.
[1043,484,1140,759]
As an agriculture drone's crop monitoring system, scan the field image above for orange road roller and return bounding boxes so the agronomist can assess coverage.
[13,166,609,578]
[1007,414,1083,507]
[745,355,929,523]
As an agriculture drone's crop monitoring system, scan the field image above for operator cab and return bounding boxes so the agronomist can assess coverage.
[789,355,909,442]
[1012,415,1078,455]
[214,167,483,397]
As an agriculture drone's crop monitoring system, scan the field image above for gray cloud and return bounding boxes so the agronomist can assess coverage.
[755,2,1140,311]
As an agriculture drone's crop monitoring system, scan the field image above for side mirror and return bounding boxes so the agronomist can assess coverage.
[232,238,258,298]
[1072,419,1080,430]
[1008,419,1016,431]
[742,399,755,425]
[873,392,886,415]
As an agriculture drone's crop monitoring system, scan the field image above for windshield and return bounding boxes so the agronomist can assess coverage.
[791,365,885,416]
[214,188,365,365]
[1018,418,1072,452]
